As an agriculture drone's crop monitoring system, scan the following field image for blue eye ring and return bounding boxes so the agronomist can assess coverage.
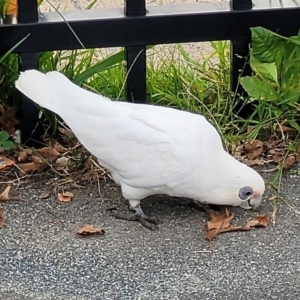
[238,186,253,201]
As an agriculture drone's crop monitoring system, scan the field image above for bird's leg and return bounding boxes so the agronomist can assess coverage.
[111,199,160,231]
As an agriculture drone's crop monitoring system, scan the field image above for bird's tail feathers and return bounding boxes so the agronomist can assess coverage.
[15,70,63,114]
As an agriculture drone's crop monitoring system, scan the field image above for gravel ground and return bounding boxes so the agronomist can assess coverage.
[1,170,300,299]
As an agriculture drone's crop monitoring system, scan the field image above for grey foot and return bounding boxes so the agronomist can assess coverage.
[111,202,160,231]
[112,212,159,231]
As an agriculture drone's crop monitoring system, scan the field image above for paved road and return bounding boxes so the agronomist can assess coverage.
[1,171,300,300]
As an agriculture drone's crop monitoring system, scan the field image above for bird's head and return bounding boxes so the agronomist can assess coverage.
[219,159,265,209]
[200,155,265,209]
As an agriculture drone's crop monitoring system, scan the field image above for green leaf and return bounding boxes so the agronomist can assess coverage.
[2,140,13,151]
[250,55,278,83]
[288,120,300,132]
[73,50,125,84]
[0,131,9,143]
[239,76,279,100]
[250,27,285,63]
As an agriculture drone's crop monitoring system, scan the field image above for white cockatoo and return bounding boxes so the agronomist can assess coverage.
[15,70,265,230]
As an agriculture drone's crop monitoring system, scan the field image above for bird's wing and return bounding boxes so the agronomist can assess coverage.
[63,103,219,188]
[16,70,224,190]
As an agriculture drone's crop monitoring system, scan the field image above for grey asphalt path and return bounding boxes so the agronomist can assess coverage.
[1,171,300,300]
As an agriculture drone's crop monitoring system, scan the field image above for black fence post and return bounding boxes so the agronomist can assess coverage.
[18,0,41,147]
[124,0,147,103]
[230,0,253,97]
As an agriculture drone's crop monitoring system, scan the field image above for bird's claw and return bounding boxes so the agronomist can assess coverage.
[111,212,160,231]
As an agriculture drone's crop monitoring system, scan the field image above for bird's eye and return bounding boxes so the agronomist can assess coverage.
[238,186,253,200]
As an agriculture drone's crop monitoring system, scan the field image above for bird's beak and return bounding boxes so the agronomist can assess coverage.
[240,192,262,209]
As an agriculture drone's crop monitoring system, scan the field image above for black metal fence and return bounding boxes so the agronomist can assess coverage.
[1,0,300,145]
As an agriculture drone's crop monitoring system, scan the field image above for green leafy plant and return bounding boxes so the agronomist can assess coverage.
[240,26,300,131]
[0,130,13,150]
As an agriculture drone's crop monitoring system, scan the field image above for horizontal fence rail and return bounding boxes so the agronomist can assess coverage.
[0,0,300,145]
[1,2,300,52]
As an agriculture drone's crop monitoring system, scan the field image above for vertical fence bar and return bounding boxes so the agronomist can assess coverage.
[124,0,147,103]
[230,0,252,97]
[18,0,41,146]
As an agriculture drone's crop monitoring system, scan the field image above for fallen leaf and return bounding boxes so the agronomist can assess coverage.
[17,151,27,162]
[0,206,6,228]
[273,153,284,163]
[0,156,14,170]
[243,140,265,160]
[53,143,64,153]
[57,191,74,202]
[37,192,50,199]
[282,155,296,170]
[275,124,296,133]
[0,186,19,201]
[205,208,270,241]
[32,155,48,173]
[76,224,105,236]
[207,208,234,230]
[37,147,60,162]
[24,148,33,155]
[18,162,37,174]
[245,214,270,229]
[244,159,269,167]
[0,107,20,134]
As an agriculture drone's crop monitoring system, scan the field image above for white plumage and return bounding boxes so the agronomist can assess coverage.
[15,70,265,229]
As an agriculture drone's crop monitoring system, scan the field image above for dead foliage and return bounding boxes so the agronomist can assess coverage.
[76,224,105,236]
[0,156,14,170]
[0,104,20,135]
[232,131,300,171]
[0,186,19,201]
[204,207,270,242]
[57,191,74,202]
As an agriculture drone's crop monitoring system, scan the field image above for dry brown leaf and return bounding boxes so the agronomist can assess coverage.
[244,159,268,167]
[53,143,64,153]
[243,140,265,160]
[275,124,296,133]
[207,208,234,230]
[206,208,270,241]
[18,162,37,174]
[282,155,296,170]
[245,214,270,229]
[273,153,284,163]
[0,206,6,228]
[76,224,105,236]
[0,156,14,170]
[0,186,19,201]
[57,191,74,202]
[32,155,48,173]
[37,192,50,199]
[17,151,27,162]
[37,147,60,162]
[0,107,20,134]
[24,148,33,155]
